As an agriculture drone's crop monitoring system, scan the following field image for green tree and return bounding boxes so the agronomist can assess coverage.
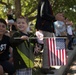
[0,0,76,24]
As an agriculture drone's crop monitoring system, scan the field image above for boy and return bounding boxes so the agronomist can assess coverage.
[10,16,40,75]
[0,18,16,75]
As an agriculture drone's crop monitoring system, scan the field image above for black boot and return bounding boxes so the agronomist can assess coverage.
[40,68,54,74]
[50,67,56,70]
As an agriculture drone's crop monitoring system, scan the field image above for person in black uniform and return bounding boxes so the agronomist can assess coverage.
[35,0,56,74]
[0,18,16,75]
[35,0,55,32]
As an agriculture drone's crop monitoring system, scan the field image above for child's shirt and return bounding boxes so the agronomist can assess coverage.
[54,21,66,36]
[67,25,73,35]
[0,35,11,61]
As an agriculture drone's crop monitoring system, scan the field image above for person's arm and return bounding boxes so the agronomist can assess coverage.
[33,31,44,55]
[8,47,13,63]
[10,32,24,46]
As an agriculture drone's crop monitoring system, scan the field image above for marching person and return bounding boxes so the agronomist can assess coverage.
[35,0,56,74]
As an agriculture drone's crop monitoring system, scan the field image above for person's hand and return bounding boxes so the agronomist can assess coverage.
[21,35,28,40]
[66,18,73,26]
[36,30,44,40]
[35,30,44,44]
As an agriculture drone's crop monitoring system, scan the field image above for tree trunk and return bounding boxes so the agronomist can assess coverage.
[14,0,21,18]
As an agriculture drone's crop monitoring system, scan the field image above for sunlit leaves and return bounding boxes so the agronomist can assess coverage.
[0,0,76,24]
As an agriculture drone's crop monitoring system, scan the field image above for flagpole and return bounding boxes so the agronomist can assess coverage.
[14,36,67,39]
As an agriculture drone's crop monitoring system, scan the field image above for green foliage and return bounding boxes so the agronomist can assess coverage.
[0,4,6,19]
[21,0,38,15]
[0,0,14,19]
[51,0,76,24]
[0,0,76,24]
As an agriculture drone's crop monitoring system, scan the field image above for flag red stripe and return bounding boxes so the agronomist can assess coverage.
[52,38,55,65]
[54,38,57,65]
[50,38,53,65]
[47,39,51,66]
[48,38,51,66]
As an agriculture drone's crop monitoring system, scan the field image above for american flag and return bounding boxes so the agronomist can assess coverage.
[47,37,67,66]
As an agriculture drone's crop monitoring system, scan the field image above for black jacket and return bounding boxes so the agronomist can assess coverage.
[35,0,55,32]
[10,31,35,69]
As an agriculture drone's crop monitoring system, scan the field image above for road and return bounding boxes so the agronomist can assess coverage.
[66,55,76,75]
[46,46,76,75]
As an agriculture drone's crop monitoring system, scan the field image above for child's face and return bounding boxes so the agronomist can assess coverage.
[16,18,28,32]
[0,22,6,35]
